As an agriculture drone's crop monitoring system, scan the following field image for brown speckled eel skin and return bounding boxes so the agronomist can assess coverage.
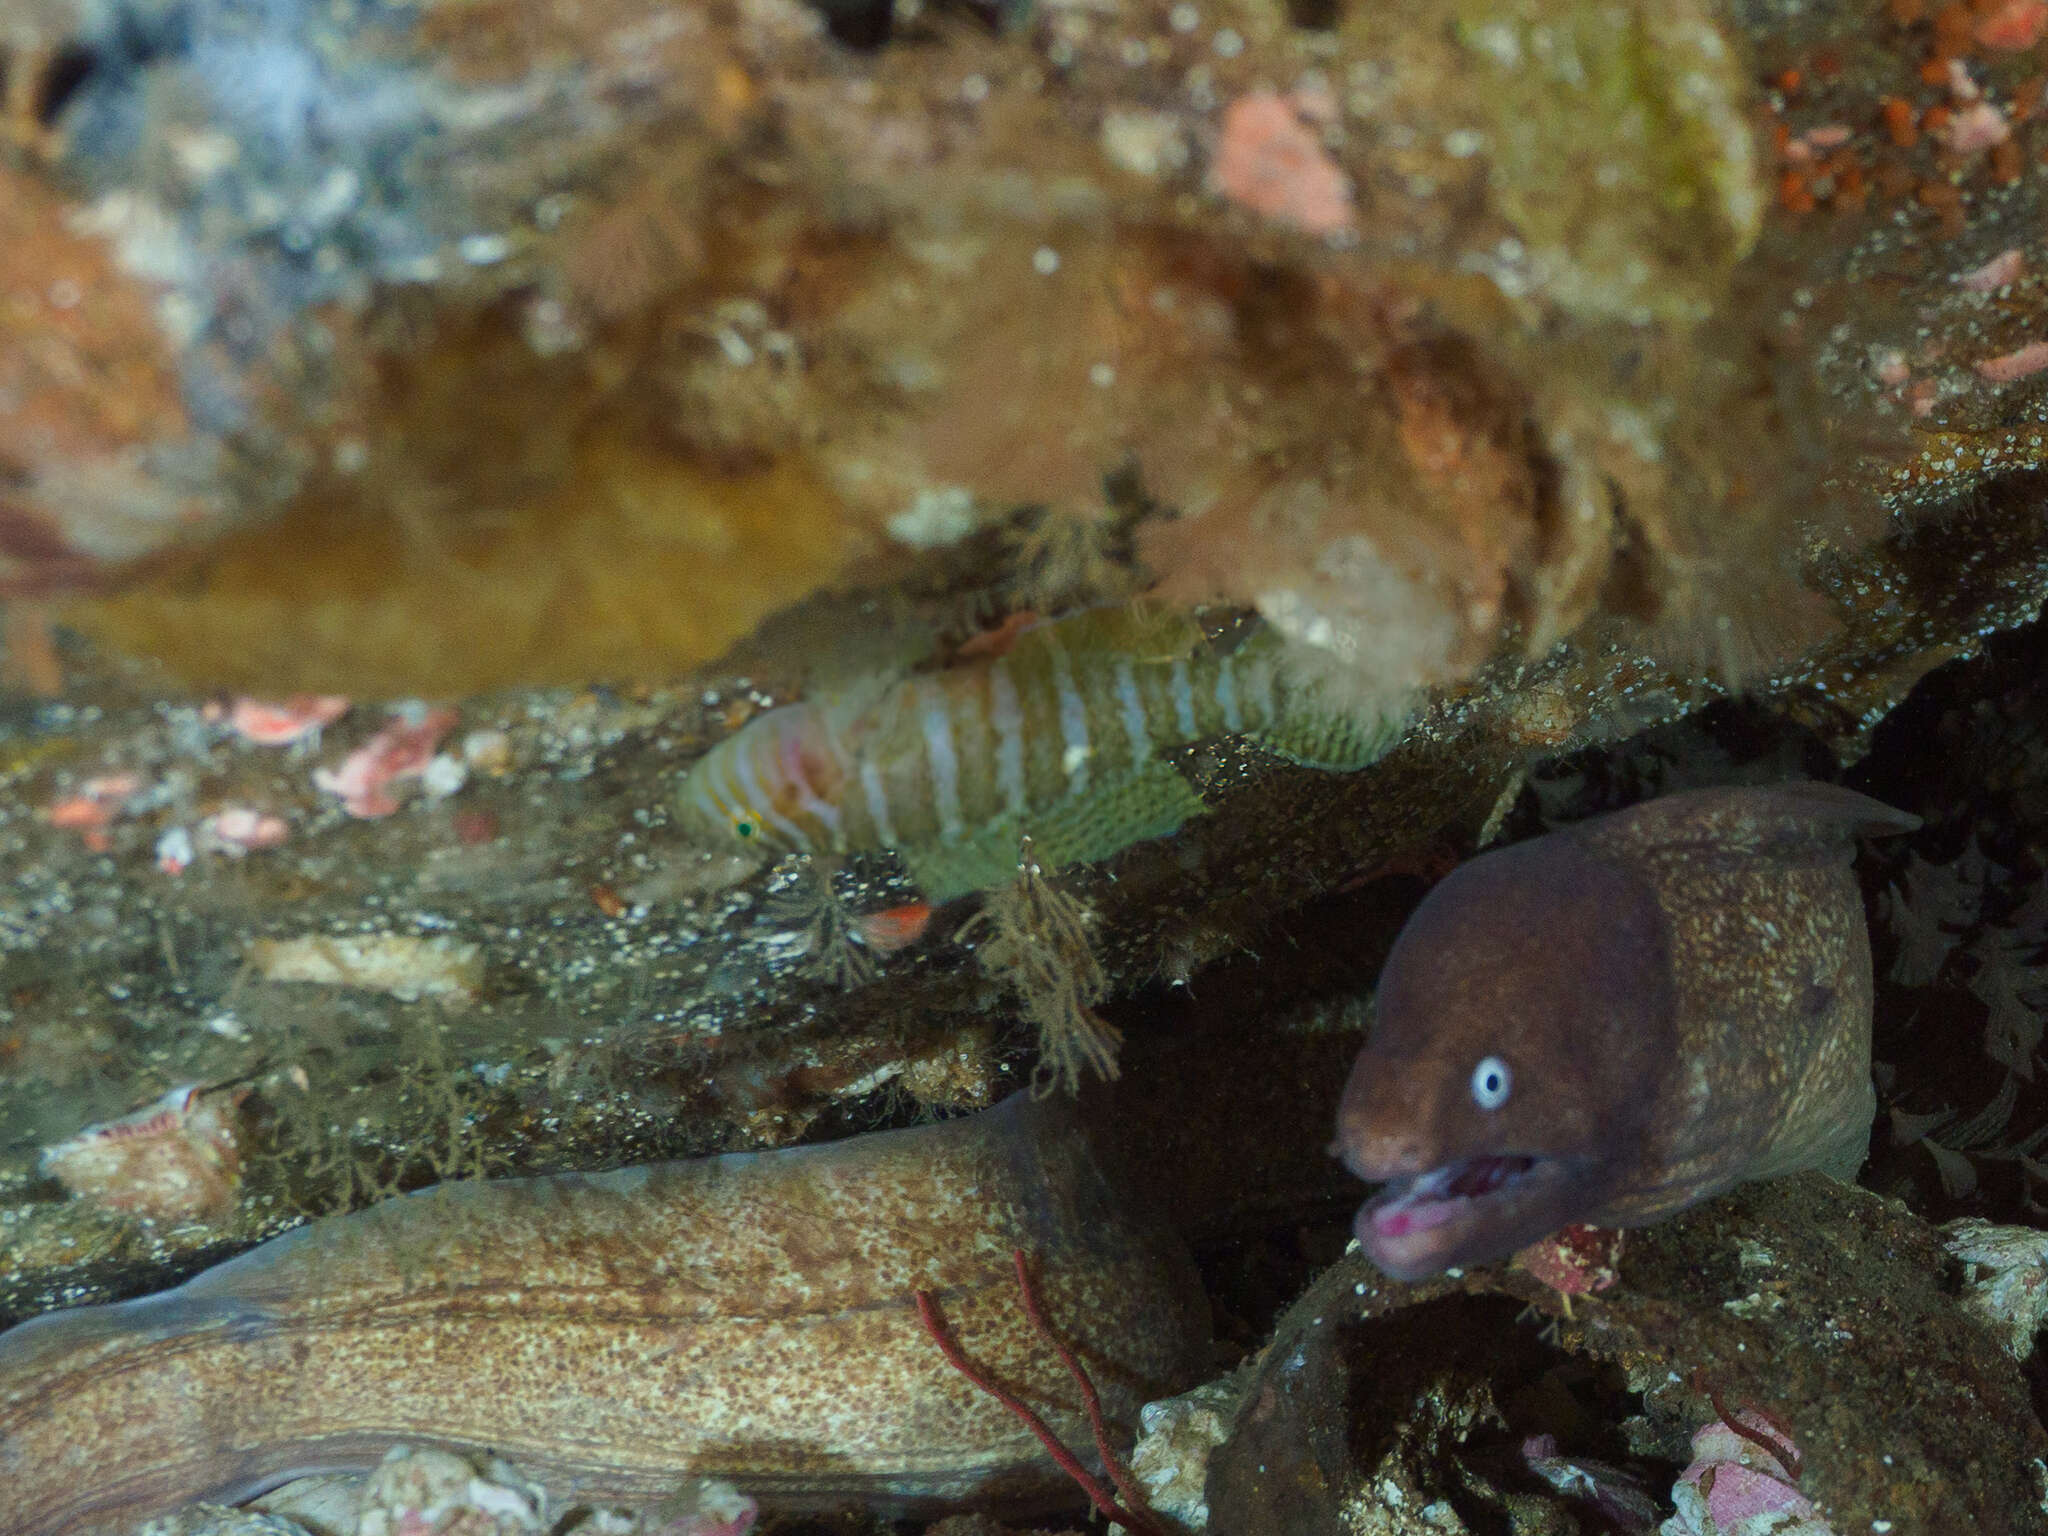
[0,1094,1206,1536]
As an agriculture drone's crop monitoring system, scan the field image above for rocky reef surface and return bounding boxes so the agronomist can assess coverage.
[6,0,2048,1530]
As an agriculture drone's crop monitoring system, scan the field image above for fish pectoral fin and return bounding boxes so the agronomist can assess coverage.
[900,760,1208,901]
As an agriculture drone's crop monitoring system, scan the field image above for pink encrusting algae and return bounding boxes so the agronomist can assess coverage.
[1514,1223,1625,1303]
[1937,100,2011,153]
[226,695,352,747]
[1976,0,2048,50]
[315,708,459,817]
[45,774,144,850]
[202,807,291,853]
[1209,92,1355,237]
[1666,1409,1833,1535]
[1958,249,2025,292]
[1975,341,2048,383]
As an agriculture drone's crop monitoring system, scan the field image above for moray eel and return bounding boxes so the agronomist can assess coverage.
[0,1094,1206,1536]
[1334,783,1919,1281]
[676,607,1409,900]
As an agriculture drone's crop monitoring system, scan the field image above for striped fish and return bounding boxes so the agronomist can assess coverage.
[677,608,1407,900]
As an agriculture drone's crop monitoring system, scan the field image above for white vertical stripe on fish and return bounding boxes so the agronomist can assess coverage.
[859,759,899,848]
[1241,652,1278,729]
[710,751,750,830]
[1113,658,1150,766]
[1170,659,1197,740]
[989,662,1029,818]
[1046,634,1091,795]
[918,678,966,842]
[1215,657,1243,733]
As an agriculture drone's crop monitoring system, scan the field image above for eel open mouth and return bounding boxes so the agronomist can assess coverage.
[1368,1155,1538,1238]
[1356,1152,1581,1280]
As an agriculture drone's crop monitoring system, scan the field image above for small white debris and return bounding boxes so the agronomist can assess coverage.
[1944,1218,2048,1359]
[1117,1376,1242,1530]
[354,1445,544,1536]
[1101,109,1190,178]
[203,1012,248,1041]
[155,825,196,875]
[459,233,512,266]
[1722,1290,1786,1318]
[421,753,469,800]
[463,728,514,775]
[886,485,979,549]
[522,295,588,356]
[250,935,485,1005]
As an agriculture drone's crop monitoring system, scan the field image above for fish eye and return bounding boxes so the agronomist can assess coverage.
[733,818,756,840]
[1470,1055,1511,1111]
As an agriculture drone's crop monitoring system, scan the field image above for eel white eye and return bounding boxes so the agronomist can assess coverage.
[1470,1056,1511,1111]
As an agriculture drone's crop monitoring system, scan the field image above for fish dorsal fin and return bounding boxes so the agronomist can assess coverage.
[1003,604,1206,669]
[1581,783,1920,864]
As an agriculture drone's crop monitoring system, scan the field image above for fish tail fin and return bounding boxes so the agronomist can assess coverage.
[1216,622,1414,771]
[1013,602,1206,664]
[1254,653,1416,768]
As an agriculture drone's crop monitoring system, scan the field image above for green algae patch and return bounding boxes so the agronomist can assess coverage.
[1451,0,1763,325]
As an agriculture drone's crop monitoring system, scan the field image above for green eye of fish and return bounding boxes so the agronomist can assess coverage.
[734,819,757,839]
[1471,1056,1511,1110]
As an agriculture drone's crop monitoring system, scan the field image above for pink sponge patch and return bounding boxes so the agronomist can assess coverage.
[1210,92,1354,237]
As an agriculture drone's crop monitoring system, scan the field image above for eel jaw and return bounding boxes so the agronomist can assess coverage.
[1354,1153,1589,1281]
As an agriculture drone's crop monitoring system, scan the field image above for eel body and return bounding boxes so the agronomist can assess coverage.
[676,607,1407,899]
[0,1094,1206,1536]
[1334,783,1920,1279]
